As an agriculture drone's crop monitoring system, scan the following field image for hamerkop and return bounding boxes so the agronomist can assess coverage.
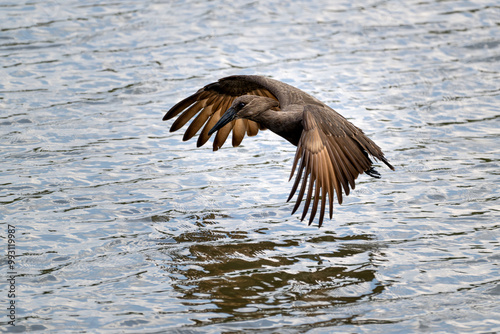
[163,75,394,227]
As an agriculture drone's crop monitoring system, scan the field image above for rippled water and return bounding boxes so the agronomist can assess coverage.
[1,0,499,332]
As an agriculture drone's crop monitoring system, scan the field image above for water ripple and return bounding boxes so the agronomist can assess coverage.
[1,0,499,332]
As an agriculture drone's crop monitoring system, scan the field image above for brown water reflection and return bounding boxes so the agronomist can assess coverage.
[153,215,384,322]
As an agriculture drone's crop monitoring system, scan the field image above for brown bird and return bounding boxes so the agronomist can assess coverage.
[163,75,394,227]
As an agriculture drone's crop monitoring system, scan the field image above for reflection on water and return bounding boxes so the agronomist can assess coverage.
[154,219,383,324]
[1,0,499,332]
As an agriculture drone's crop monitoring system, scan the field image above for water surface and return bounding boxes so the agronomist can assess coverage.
[1,0,499,332]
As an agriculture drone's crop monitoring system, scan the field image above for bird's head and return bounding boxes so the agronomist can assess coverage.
[208,95,278,136]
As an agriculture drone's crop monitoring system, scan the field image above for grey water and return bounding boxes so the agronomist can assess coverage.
[1,0,499,332]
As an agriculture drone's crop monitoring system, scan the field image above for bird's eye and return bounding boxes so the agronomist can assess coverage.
[237,102,246,109]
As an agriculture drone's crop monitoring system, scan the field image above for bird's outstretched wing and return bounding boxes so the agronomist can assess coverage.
[288,105,395,227]
[163,76,278,151]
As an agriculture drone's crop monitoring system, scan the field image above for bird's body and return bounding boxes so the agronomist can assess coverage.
[163,75,394,227]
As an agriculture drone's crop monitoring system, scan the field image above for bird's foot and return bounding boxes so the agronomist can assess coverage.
[365,167,381,179]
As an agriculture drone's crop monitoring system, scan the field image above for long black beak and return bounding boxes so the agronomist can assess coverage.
[208,107,238,136]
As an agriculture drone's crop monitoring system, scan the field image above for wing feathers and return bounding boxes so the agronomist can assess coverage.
[164,77,278,150]
[171,99,207,132]
[323,142,343,205]
[232,119,247,147]
[184,104,212,141]
[247,120,260,136]
[163,93,199,120]
[197,106,224,147]
[213,121,232,151]
[288,106,392,227]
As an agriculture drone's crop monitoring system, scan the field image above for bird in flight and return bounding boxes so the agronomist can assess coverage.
[163,75,394,227]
